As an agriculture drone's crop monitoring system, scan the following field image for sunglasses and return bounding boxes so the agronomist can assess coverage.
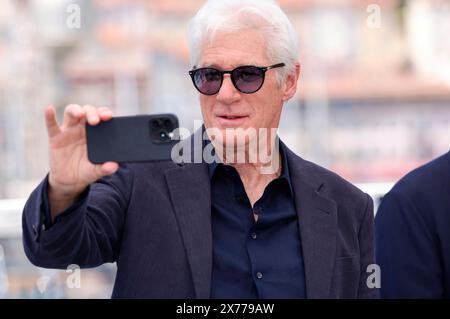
[189,63,285,95]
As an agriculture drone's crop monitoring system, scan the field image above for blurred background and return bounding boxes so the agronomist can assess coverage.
[0,0,449,298]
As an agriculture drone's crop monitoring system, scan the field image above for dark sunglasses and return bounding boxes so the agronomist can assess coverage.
[189,63,285,95]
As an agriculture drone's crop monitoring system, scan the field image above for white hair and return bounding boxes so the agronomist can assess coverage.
[187,0,299,85]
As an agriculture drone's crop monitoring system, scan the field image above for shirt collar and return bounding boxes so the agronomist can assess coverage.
[206,138,293,195]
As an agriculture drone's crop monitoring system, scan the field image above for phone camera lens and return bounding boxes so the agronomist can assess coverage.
[149,117,176,144]
[163,119,173,130]
[151,120,160,129]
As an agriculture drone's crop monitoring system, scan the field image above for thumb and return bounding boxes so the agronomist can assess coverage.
[94,162,119,179]
[100,162,119,175]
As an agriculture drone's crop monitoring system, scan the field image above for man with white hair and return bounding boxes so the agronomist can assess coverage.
[22,0,378,298]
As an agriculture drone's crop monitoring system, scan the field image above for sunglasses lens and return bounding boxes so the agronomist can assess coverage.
[193,68,222,95]
[233,66,264,93]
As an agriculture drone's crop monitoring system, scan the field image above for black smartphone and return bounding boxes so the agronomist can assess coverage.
[86,114,179,164]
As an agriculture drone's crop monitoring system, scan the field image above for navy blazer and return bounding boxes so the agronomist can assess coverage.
[376,151,450,298]
[22,130,378,298]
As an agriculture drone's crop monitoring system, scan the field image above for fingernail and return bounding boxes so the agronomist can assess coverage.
[90,116,99,123]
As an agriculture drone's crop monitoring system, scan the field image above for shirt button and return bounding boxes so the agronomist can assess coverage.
[256,272,263,279]
[251,232,257,240]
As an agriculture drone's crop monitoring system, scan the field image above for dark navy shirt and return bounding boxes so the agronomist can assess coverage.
[208,141,306,299]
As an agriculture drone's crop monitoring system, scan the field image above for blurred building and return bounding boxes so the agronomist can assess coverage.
[277,0,450,181]
[1,0,449,196]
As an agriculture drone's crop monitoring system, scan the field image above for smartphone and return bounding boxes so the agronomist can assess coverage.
[86,114,179,164]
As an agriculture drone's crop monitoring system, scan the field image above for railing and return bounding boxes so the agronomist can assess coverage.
[0,182,394,237]
[0,198,26,238]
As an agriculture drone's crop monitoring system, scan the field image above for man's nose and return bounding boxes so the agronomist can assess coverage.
[216,74,241,103]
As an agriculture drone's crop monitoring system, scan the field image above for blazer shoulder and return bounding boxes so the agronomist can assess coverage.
[125,160,180,176]
[285,146,370,216]
[107,160,180,193]
[287,147,367,197]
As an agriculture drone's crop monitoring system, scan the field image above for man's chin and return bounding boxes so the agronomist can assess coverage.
[214,130,256,151]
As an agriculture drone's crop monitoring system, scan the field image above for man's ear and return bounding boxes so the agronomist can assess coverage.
[282,62,300,102]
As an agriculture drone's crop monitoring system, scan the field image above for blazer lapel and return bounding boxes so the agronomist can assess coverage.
[165,162,212,298]
[284,146,338,299]
[165,128,212,298]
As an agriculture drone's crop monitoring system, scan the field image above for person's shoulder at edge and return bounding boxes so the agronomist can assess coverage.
[376,150,450,229]
[384,150,450,199]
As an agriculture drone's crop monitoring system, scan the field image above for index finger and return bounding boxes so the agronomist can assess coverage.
[44,105,61,138]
